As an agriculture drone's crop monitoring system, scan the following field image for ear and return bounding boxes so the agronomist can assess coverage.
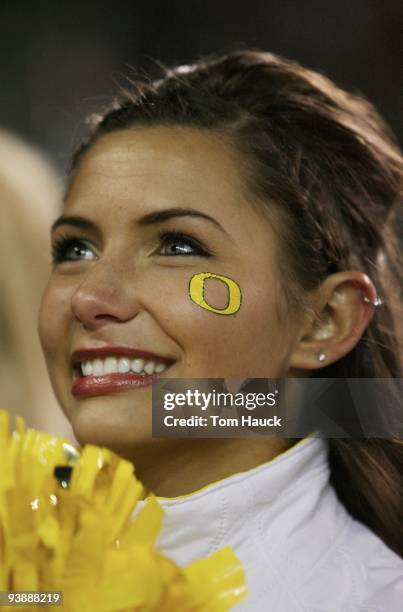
[288,271,380,371]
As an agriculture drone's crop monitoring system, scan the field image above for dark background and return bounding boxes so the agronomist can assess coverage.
[1,1,402,170]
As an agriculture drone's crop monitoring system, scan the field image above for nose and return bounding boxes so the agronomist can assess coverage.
[71,255,140,330]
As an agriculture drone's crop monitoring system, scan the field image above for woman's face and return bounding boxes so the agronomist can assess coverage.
[39,126,301,451]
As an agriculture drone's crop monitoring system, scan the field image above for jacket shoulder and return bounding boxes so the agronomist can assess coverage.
[344,520,403,612]
[341,518,403,611]
[295,516,403,611]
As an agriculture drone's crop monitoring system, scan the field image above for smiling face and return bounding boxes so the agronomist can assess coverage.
[39,125,302,452]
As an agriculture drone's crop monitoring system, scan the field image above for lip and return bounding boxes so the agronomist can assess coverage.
[72,372,159,397]
[70,345,175,398]
[71,345,174,366]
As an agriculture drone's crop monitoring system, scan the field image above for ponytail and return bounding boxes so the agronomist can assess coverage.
[329,439,403,557]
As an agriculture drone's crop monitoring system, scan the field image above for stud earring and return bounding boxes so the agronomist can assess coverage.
[363,295,382,306]
[318,352,327,363]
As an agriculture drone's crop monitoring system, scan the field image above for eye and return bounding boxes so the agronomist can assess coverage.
[51,235,97,263]
[156,231,212,257]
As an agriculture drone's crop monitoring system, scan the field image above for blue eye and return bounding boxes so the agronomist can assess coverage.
[51,236,96,263]
[157,231,212,257]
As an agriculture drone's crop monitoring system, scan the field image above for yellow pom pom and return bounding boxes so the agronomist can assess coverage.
[0,409,247,610]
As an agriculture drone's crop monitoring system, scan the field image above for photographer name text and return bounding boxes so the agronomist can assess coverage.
[164,414,282,428]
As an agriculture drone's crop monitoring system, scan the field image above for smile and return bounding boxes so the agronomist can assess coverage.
[71,346,174,398]
[81,356,168,377]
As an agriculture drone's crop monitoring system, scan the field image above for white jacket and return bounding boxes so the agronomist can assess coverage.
[154,438,403,611]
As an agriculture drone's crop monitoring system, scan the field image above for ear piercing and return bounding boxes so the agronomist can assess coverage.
[316,290,381,365]
[363,295,382,306]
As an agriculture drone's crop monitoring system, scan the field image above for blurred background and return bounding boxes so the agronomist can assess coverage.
[1,0,402,169]
[0,1,401,436]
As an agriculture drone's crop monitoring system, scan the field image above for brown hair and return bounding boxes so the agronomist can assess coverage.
[72,50,403,556]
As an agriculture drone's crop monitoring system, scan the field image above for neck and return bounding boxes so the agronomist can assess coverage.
[129,437,293,497]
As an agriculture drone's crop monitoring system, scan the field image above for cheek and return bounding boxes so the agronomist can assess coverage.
[196,275,236,311]
[143,270,241,346]
[149,271,285,374]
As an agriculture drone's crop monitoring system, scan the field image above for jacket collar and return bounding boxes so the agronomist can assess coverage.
[152,437,345,573]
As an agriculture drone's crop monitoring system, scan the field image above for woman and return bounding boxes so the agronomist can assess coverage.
[39,50,403,610]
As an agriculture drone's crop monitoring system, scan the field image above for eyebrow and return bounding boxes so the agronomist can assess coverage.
[138,208,227,234]
[51,215,95,234]
[51,208,228,235]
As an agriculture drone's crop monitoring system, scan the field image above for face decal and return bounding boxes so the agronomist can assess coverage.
[189,272,242,315]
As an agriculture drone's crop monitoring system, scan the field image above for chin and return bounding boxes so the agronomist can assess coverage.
[69,396,152,456]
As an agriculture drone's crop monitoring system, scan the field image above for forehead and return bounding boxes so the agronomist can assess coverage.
[66,125,250,210]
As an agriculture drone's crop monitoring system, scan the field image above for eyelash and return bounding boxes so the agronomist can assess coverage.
[51,230,213,263]
[51,234,93,264]
[156,230,213,257]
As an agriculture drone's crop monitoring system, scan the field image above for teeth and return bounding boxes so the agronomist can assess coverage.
[79,356,169,377]
[143,360,156,375]
[82,361,93,376]
[104,357,118,374]
[131,358,144,373]
[92,359,104,376]
[118,357,131,373]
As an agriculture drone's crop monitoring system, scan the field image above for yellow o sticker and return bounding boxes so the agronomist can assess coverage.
[188,272,242,315]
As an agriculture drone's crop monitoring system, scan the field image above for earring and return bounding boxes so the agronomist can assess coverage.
[363,295,382,306]
[318,352,327,363]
